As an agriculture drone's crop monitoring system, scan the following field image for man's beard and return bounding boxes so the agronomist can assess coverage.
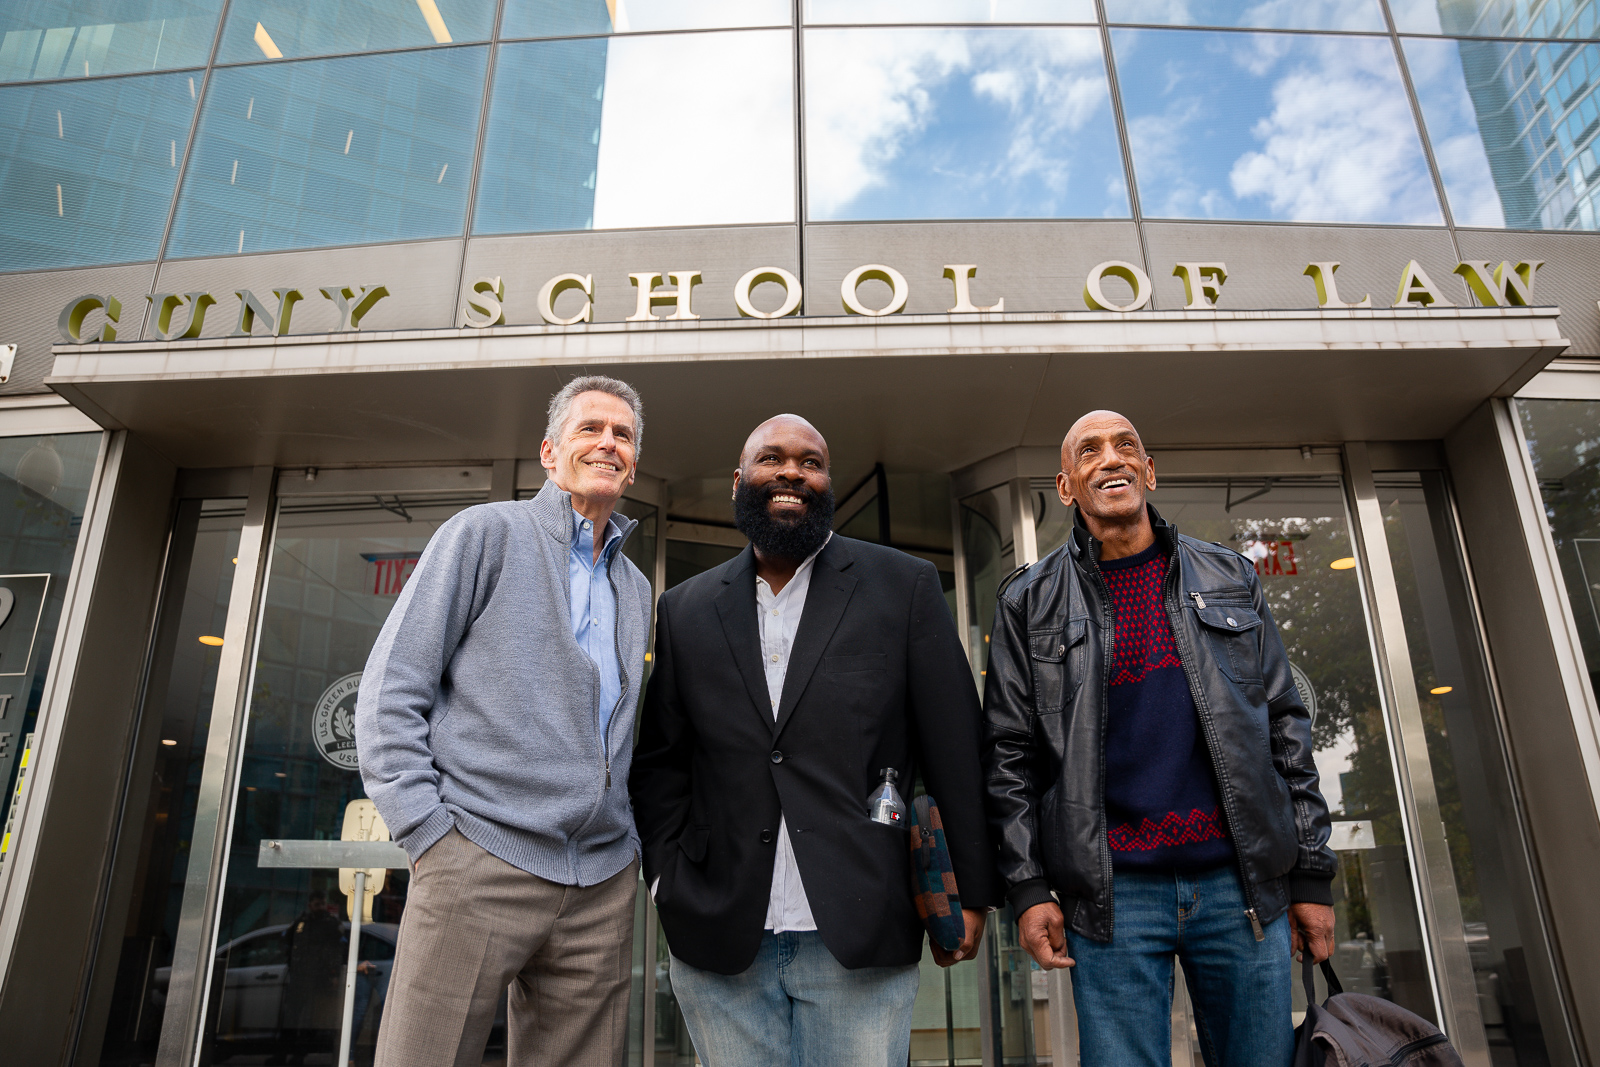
[734,479,836,561]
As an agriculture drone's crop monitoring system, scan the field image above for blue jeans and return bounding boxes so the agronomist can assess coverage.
[1069,867,1294,1067]
[670,931,920,1067]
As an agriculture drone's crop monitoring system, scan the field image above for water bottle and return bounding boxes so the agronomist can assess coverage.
[868,767,908,826]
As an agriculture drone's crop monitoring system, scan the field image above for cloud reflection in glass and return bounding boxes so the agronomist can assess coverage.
[804,27,1128,221]
[1113,28,1444,225]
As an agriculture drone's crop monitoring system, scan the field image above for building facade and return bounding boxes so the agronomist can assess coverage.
[1,0,1600,1065]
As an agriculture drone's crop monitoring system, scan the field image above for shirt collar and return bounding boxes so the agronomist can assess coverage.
[755,532,832,591]
[572,509,622,563]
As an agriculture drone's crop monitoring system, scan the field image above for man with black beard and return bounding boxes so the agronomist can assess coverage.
[630,415,1000,1067]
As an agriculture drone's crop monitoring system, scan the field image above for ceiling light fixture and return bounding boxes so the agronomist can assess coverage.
[254,22,283,58]
[199,635,224,646]
[162,739,177,746]
[416,0,452,42]
[1330,557,1356,570]
[1430,686,1453,695]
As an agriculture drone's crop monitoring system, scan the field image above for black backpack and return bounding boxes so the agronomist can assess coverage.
[1293,956,1465,1067]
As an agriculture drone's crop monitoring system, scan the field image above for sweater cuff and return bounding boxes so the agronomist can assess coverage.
[1288,870,1334,906]
[398,806,455,864]
[1007,877,1056,917]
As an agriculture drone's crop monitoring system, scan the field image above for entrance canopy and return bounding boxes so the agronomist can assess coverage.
[49,308,1567,481]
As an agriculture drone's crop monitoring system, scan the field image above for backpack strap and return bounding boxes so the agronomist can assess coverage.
[1303,956,1346,1004]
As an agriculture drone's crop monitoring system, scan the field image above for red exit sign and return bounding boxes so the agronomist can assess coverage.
[1244,539,1299,577]
[361,552,422,595]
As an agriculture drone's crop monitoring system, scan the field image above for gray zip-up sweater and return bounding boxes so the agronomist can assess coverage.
[355,479,652,886]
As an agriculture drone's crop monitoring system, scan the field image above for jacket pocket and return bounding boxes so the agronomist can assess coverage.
[678,824,710,864]
[1030,617,1087,715]
[1193,600,1264,683]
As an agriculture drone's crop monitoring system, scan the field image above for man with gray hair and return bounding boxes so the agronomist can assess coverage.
[357,375,652,1067]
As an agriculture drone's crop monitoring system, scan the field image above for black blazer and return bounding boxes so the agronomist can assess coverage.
[630,536,1002,975]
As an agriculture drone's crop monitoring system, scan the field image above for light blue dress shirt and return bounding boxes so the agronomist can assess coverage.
[570,510,624,741]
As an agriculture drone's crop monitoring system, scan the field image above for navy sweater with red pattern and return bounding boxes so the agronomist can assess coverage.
[1099,543,1234,871]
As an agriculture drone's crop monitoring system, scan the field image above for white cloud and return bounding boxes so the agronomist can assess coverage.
[1228,39,1443,224]
[804,27,1112,217]
[592,31,795,229]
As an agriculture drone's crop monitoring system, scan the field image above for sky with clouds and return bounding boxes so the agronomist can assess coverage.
[592,29,794,228]
[1114,29,1445,224]
[805,26,1127,220]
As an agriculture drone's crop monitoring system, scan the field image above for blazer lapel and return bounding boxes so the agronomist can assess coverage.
[713,546,775,732]
[773,538,857,741]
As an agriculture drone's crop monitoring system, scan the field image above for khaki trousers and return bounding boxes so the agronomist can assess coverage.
[375,828,638,1067]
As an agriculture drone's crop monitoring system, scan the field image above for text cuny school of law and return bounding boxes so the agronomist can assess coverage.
[51,256,1550,345]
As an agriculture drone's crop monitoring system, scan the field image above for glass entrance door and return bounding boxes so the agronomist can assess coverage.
[196,489,486,1065]
[958,472,1439,1064]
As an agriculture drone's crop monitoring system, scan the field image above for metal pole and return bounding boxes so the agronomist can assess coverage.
[337,870,366,1067]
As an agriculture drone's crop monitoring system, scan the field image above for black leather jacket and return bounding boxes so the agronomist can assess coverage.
[982,506,1336,943]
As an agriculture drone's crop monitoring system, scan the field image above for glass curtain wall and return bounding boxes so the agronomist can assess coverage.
[96,498,244,1067]
[8,0,1600,279]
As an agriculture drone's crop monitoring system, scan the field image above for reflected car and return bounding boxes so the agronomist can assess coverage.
[151,921,398,1060]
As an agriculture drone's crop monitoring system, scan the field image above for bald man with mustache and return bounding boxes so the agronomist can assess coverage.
[630,415,1001,1067]
[982,410,1337,1067]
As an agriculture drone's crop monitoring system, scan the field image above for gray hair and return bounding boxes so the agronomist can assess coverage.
[544,375,644,453]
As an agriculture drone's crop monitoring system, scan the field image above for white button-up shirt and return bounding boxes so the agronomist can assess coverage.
[759,533,830,932]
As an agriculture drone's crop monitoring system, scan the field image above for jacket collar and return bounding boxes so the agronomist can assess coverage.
[529,477,639,553]
[1069,502,1176,562]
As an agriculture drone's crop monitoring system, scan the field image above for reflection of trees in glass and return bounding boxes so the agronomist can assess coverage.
[1518,400,1600,677]
[1181,512,1404,847]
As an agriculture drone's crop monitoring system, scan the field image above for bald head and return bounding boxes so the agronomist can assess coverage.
[740,414,829,469]
[1062,410,1144,470]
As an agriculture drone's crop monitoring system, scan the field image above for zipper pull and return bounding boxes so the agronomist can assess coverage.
[1246,908,1264,941]
[1190,591,1206,609]
[605,761,611,790]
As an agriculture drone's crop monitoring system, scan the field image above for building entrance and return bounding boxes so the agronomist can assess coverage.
[80,442,1576,1067]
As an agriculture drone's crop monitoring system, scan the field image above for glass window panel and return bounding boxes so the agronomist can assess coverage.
[805,27,1128,221]
[0,433,102,877]
[217,0,496,64]
[1378,471,1560,1063]
[94,498,244,1066]
[0,0,222,82]
[502,0,788,39]
[1391,0,1600,39]
[1104,0,1386,32]
[1408,35,1600,230]
[166,46,486,258]
[1517,398,1600,690]
[959,484,1015,692]
[1022,476,1439,1021]
[1113,29,1445,224]
[804,0,1096,25]
[0,71,196,271]
[474,31,794,234]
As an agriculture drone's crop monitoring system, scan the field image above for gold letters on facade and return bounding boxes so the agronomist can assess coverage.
[1083,261,1152,313]
[734,267,802,319]
[537,274,594,326]
[1302,263,1372,309]
[840,264,909,316]
[1171,262,1228,310]
[628,271,700,321]
[462,276,506,328]
[53,258,1558,343]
